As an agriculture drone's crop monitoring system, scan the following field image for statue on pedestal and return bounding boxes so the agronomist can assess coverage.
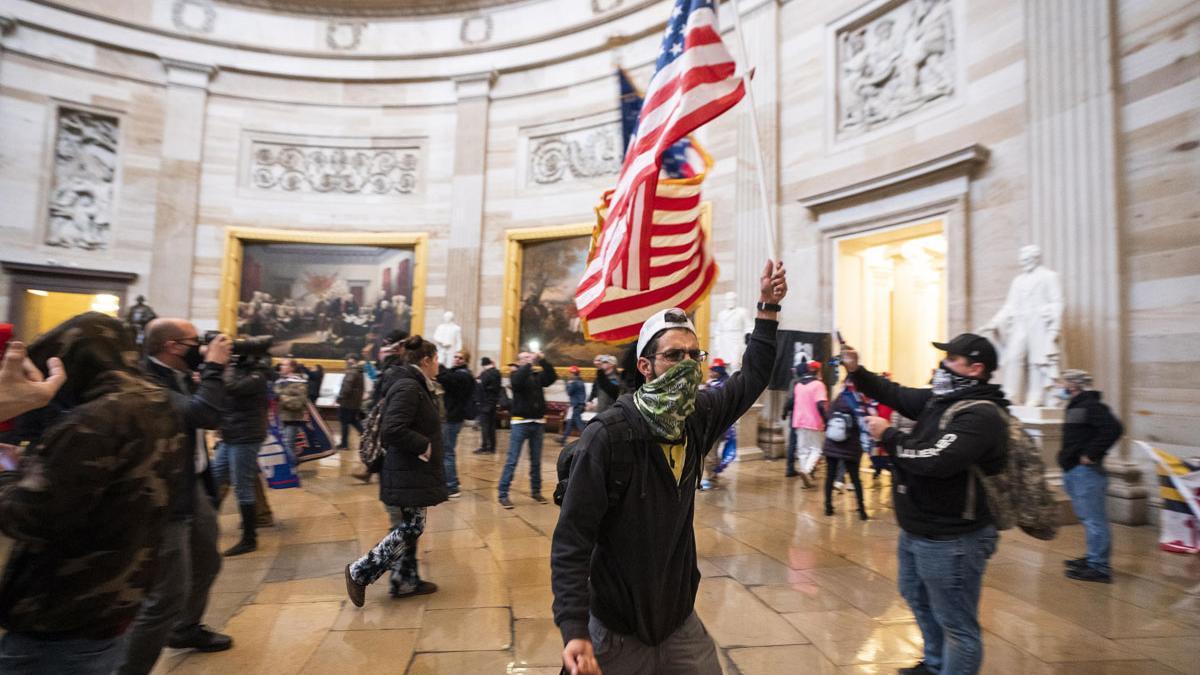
[981,245,1063,407]
[714,292,753,370]
[433,311,462,368]
[125,295,157,347]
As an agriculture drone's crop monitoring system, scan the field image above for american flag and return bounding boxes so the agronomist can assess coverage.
[576,0,744,342]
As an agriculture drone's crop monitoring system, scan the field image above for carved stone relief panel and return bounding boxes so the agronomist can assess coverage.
[526,121,622,186]
[835,0,956,139]
[46,108,119,251]
[247,138,421,196]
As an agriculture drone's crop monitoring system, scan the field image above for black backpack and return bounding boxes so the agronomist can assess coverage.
[553,404,641,507]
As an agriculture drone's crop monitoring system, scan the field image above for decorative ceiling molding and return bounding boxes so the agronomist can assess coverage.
[217,0,530,18]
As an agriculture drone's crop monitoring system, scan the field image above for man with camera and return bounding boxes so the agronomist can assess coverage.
[119,320,233,674]
[213,344,275,557]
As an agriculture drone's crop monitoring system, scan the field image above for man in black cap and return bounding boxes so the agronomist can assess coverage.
[840,333,1008,675]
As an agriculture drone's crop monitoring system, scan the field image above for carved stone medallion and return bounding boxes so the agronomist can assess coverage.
[46,108,119,251]
[326,20,366,50]
[460,14,493,45]
[249,140,420,195]
[836,0,956,138]
[172,0,216,33]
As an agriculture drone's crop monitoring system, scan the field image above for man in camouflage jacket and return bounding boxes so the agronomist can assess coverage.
[0,313,183,675]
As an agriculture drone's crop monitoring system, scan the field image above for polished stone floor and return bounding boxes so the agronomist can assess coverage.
[141,426,1198,674]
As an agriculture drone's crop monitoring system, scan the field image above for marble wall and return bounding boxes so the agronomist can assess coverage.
[1,0,1197,511]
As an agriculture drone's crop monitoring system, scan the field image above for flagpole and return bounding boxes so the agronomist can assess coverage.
[726,0,779,263]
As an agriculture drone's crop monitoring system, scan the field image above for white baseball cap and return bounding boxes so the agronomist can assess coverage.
[636,308,697,359]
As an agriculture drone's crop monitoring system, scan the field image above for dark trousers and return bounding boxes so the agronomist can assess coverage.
[338,407,364,448]
[117,485,221,675]
[478,408,497,451]
[824,454,865,511]
[0,633,123,675]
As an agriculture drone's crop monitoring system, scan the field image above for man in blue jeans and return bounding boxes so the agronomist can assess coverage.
[212,354,273,556]
[1056,369,1123,583]
[844,334,1009,675]
[559,366,587,444]
[499,350,557,508]
[437,350,476,499]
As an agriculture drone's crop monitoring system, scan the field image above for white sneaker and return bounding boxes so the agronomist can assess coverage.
[448,490,462,499]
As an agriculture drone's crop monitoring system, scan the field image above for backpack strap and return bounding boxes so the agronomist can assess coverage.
[597,403,642,507]
[937,399,1003,521]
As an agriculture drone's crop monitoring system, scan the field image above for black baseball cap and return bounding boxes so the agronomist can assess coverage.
[932,333,998,372]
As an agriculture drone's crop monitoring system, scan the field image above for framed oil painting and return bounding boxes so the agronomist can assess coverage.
[219,227,427,368]
[501,221,710,377]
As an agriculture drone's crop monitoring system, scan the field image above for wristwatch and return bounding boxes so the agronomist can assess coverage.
[756,302,782,312]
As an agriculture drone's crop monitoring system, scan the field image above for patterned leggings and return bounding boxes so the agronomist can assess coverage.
[348,506,427,595]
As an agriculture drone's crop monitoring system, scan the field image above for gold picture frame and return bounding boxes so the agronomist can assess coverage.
[500,205,712,379]
[218,226,428,372]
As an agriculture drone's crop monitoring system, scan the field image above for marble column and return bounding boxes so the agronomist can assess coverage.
[148,58,214,319]
[444,71,495,357]
[1025,0,1145,523]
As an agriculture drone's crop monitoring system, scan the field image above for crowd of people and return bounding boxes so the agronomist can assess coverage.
[0,257,1128,675]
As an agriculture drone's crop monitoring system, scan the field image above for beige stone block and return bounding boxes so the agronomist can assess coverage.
[415,607,513,652]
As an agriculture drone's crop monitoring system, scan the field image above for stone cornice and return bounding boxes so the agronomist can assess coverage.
[161,57,217,88]
[798,144,990,212]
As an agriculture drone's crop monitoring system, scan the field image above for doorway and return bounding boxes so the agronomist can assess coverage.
[2,262,135,342]
[834,218,947,388]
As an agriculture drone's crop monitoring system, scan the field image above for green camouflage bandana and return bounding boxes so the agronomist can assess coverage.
[633,359,702,441]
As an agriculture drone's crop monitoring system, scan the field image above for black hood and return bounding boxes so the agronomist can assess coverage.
[26,311,141,405]
[1070,390,1102,406]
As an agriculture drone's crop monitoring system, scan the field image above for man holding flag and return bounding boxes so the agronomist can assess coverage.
[553,1,779,672]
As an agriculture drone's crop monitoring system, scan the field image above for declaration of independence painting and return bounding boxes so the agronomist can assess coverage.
[237,242,416,360]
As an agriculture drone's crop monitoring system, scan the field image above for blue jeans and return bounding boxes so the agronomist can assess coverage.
[498,422,543,499]
[560,406,585,442]
[1063,464,1111,574]
[0,632,124,675]
[442,421,463,492]
[212,441,260,506]
[897,525,998,675]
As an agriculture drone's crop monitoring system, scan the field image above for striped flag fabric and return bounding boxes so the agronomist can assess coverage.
[576,0,745,341]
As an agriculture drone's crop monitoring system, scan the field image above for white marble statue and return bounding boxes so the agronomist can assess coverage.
[714,292,754,369]
[433,310,462,368]
[981,245,1063,407]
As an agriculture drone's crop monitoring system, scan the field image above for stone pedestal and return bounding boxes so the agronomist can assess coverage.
[1011,406,1076,525]
[735,403,763,461]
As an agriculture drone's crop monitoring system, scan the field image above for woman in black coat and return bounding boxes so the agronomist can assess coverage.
[823,383,869,520]
[344,336,447,605]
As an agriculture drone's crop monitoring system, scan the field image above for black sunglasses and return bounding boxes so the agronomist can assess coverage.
[652,348,708,363]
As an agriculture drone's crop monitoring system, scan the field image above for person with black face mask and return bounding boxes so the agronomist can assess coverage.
[841,333,1008,675]
[118,319,233,674]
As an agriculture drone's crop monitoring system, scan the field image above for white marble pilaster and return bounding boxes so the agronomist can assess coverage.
[148,58,214,319]
[443,71,495,356]
[1024,0,1144,524]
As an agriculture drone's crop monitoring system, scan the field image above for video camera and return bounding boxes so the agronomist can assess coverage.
[201,331,274,368]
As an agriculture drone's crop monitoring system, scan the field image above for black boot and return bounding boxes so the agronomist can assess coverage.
[223,503,257,556]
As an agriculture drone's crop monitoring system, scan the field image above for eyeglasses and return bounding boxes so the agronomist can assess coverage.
[173,337,201,347]
[652,348,707,363]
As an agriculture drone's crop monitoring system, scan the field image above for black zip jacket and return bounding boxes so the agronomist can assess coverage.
[478,367,502,410]
[436,364,476,424]
[220,367,270,445]
[146,359,226,520]
[1059,390,1123,472]
[510,358,557,420]
[551,319,777,647]
[850,367,1008,537]
[379,366,448,508]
